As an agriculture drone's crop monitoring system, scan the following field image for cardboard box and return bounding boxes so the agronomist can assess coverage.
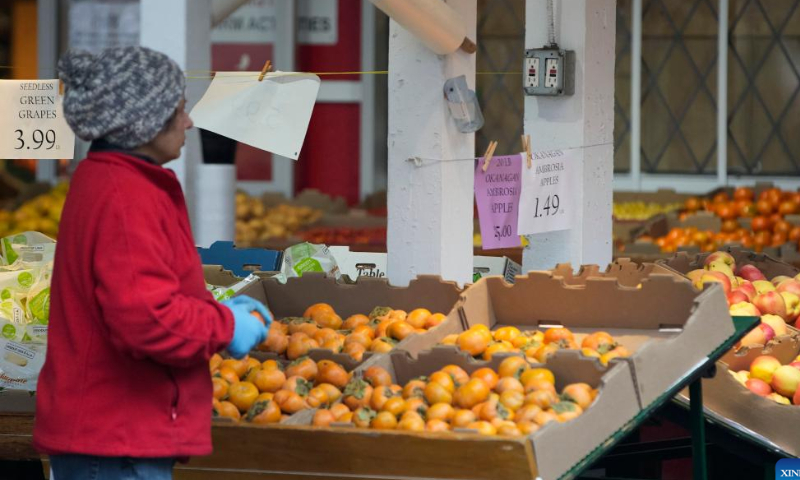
[237,273,463,369]
[273,347,639,480]
[197,241,282,278]
[401,271,734,410]
[677,335,800,457]
[0,389,36,413]
[657,246,799,282]
[202,265,242,287]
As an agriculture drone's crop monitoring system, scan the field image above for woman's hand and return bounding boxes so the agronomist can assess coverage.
[222,296,271,358]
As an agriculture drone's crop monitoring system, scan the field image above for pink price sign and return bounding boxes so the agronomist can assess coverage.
[474,154,523,250]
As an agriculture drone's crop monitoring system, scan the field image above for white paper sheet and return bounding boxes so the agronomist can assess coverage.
[518,148,581,235]
[190,71,320,160]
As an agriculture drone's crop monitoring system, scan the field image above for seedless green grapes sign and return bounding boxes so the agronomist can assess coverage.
[518,148,579,235]
[0,80,75,159]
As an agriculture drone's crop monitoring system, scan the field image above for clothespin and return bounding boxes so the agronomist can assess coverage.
[258,60,273,82]
[521,134,532,168]
[481,141,499,172]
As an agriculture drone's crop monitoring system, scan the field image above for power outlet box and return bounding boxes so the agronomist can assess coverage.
[524,47,575,96]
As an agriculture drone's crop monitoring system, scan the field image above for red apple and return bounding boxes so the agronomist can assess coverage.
[729,302,762,317]
[694,271,732,295]
[771,365,800,397]
[727,291,749,306]
[750,355,782,383]
[777,279,800,297]
[772,275,793,287]
[738,264,767,282]
[753,280,776,294]
[753,291,788,319]
[736,282,757,301]
[739,323,775,348]
[780,292,800,323]
[704,251,736,269]
[745,378,773,397]
[794,387,800,406]
[761,314,788,337]
[789,361,800,371]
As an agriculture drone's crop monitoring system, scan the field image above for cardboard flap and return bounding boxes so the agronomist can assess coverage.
[721,332,800,371]
[202,265,241,288]
[531,355,640,480]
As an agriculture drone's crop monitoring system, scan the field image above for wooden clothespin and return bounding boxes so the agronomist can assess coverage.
[521,134,532,168]
[258,60,273,82]
[481,141,499,172]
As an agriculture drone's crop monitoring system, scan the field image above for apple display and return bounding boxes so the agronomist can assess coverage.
[760,314,788,337]
[753,280,777,294]
[753,291,788,320]
[771,365,800,397]
[750,355,782,383]
[780,292,800,323]
[729,302,761,317]
[738,264,767,282]
[745,378,772,397]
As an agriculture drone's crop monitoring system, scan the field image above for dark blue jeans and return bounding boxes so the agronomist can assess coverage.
[50,455,175,480]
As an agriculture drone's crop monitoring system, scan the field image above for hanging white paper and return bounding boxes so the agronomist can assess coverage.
[0,80,75,160]
[518,148,581,235]
[190,72,320,160]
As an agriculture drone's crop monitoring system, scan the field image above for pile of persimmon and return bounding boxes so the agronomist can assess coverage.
[259,303,447,362]
[440,325,629,366]
[645,187,800,253]
[312,357,598,437]
[210,354,352,424]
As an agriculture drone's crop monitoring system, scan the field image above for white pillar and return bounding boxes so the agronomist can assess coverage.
[36,0,59,184]
[140,0,212,232]
[386,0,476,287]
[522,0,616,271]
[195,164,235,247]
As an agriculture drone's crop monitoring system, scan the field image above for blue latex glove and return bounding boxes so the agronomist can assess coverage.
[222,295,271,359]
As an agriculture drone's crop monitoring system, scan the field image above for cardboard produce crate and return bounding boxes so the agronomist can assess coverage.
[237,273,463,370]
[202,265,242,287]
[220,347,639,480]
[401,271,734,409]
[677,334,800,457]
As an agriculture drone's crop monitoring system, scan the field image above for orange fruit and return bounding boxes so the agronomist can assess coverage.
[303,303,334,319]
[405,308,432,329]
[216,400,241,421]
[228,382,259,413]
[217,366,240,385]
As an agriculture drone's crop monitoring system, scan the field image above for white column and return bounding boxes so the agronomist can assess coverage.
[717,0,729,186]
[630,0,642,189]
[140,0,212,231]
[522,0,616,271]
[194,164,235,247]
[36,0,59,184]
[386,0,476,287]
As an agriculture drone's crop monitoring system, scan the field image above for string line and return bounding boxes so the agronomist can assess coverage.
[407,141,615,167]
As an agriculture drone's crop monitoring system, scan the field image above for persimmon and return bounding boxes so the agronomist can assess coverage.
[342,314,370,330]
[426,313,447,329]
[217,366,240,385]
[246,400,282,424]
[441,365,470,386]
[343,342,367,361]
[498,356,529,379]
[427,403,456,422]
[499,390,525,412]
[387,321,416,341]
[277,391,308,414]
[260,328,288,354]
[457,330,490,356]
[403,379,427,399]
[286,357,318,381]
[581,331,616,353]
[312,409,336,427]
[467,421,497,436]
[520,368,555,386]
[517,420,540,435]
[216,401,241,421]
[364,366,393,387]
[471,368,499,390]
[317,383,343,403]
[525,390,558,410]
[514,404,542,423]
[429,371,456,393]
[370,385,399,411]
[371,411,398,430]
[543,327,574,345]
[455,378,490,409]
[441,334,458,345]
[316,360,349,389]
[306,387,330,409]
[424,381,453,405]
[534,409,558,426]
[228,382,259,413]
[313,328,340,345]
[220,358,248,379]
[314,311,343,330]
[397,415,425,432]
[561,383,594,409]
[553,401,584,422]
[252,368,286,394]
[209,353,223,372]
[303,303,334,319]
[483,342,513,361]
[404,397,428,417]
[406,308,432,329]
[382,396,408,417]
[282,376,312,396]
[330,403,351,420]
[426,419,451,432]
[212,377,229,400]
[343,379,373,410]
[369,338,396,353]
[495,377,524,394]
[451,409,477,428]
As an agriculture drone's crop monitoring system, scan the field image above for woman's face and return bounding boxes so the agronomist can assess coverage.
[147,99,194,164]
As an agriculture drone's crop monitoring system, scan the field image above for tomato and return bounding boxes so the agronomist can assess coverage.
[252,368,286,394]
[471,368,499,390]
[457,330,490,356]
[553,401,584,422]
[343,379,374,410]
[500,390,525,412]
[212,377,229,400]
[454,378,490,409]
[425,381,454,405]
[370,385,398,411]
[246,400,282,424]
[330,403,351,420]
[427,402,456,422]
[467,421,497,436]
[429,371,456,393]
[425,313,447,329]
[342,314,370,330]
[493,326,522,343]
[371,411,399,430]
[520,368,555,386]
[364,366,393,387]
[525,390,558,410]
[498,356,529,379]
[403,379,427,399]
[452,409,478,428]
[406,308,432,329]
[426,419,451,432]
[543,327,574,345]
[441,365,470,386]
[581,332,616,353]
[312,409,337,427]
[306,387,330,409]
[346,406,373,427]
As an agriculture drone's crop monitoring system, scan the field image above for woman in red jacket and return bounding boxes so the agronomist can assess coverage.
[32,47,269,480]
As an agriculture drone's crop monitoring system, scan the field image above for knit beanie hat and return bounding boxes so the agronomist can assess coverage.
[58,46,185,149]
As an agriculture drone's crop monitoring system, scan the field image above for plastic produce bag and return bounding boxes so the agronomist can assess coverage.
[209,273,260,302]
[0,231,56,267]
[278,242,340,282]
[0,339,46,390]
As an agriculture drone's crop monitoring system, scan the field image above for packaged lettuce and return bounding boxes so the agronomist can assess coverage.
[0,299,26,342]
[278,243,340,282]
[211,274,259,302]
[0,339,46,391]
[0,232,56,268]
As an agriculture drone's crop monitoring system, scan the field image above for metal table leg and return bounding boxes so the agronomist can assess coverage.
[689,379,708,480]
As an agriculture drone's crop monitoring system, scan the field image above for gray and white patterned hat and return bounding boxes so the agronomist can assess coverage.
[58,46,185,149]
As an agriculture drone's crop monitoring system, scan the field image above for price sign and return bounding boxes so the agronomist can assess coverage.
[474,154,522,250]
[0,80,75,159]
[518,148,579,235]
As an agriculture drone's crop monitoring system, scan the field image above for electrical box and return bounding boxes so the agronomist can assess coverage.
[524,47,575,96]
